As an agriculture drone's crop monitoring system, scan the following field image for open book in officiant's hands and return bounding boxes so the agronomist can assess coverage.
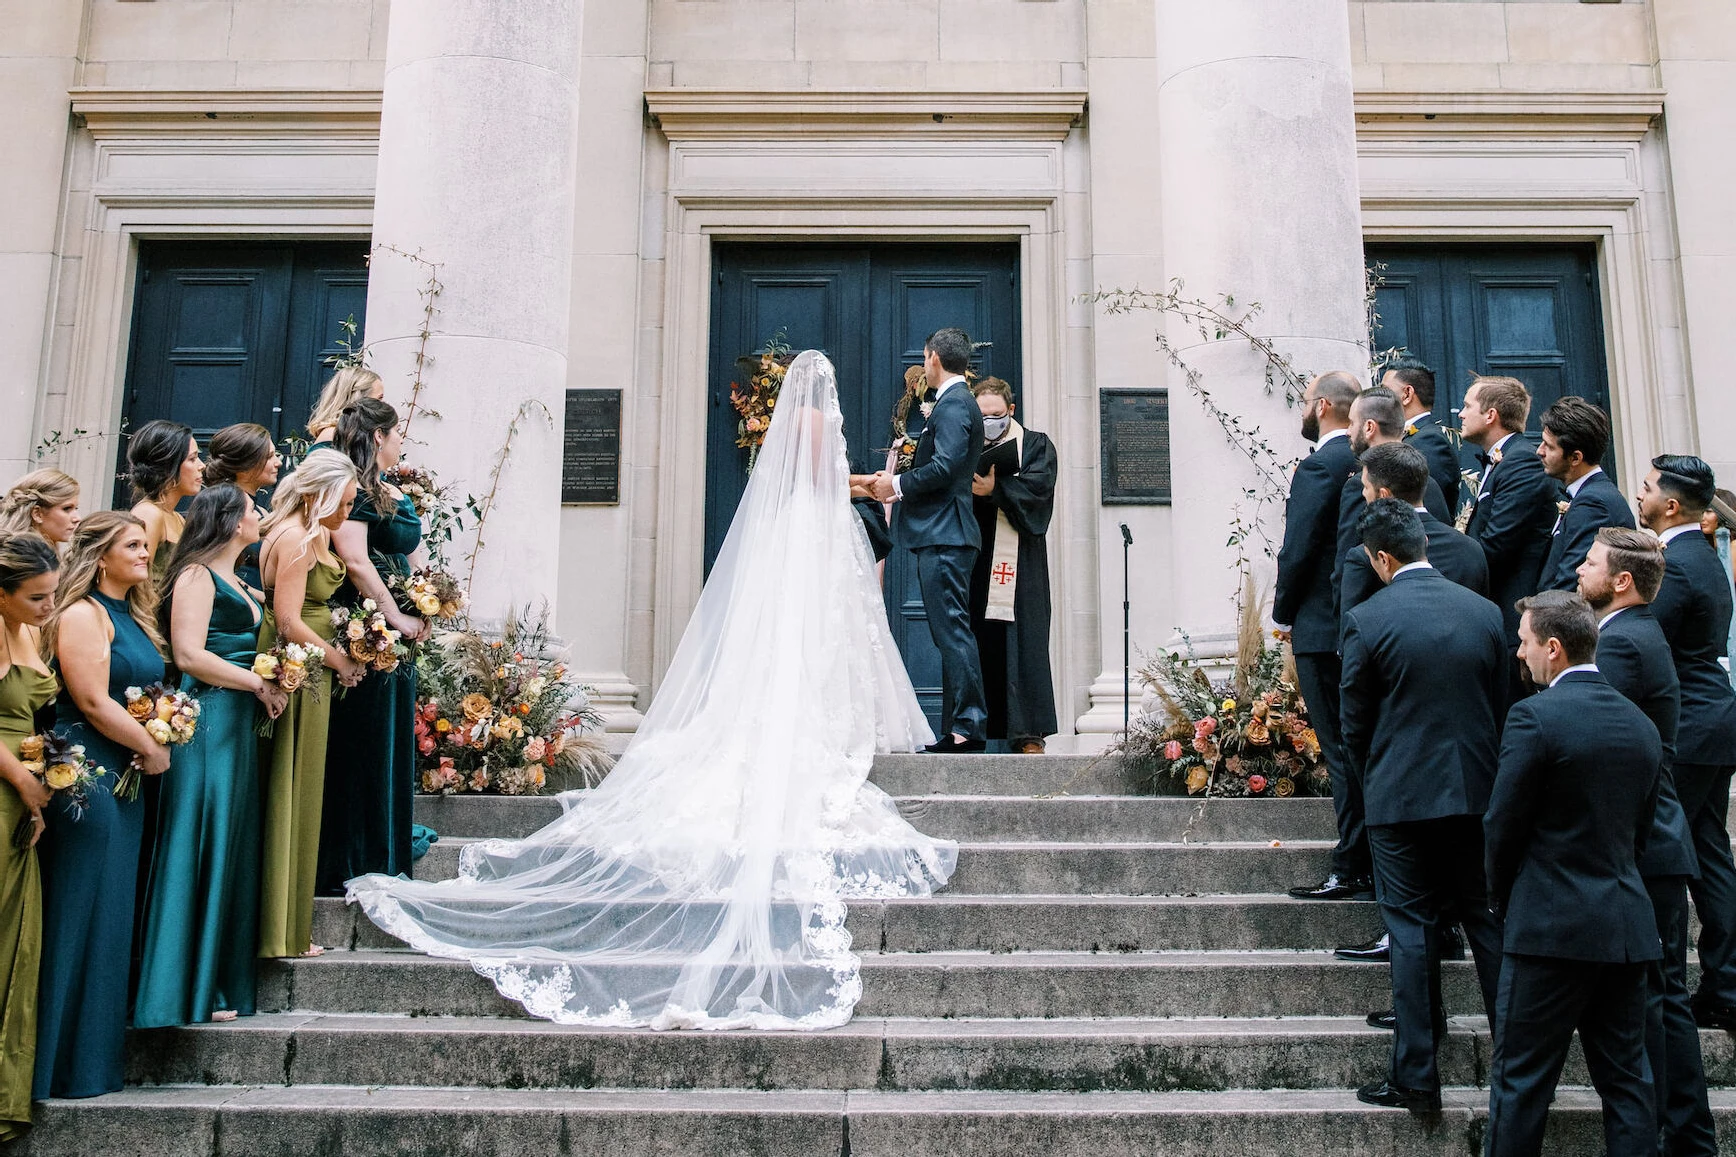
[978,438,1022,480]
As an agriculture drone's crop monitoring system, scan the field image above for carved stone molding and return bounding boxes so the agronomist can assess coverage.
[70,87,383,138]
[1354,90,1664,139]
[645,89,1087,140]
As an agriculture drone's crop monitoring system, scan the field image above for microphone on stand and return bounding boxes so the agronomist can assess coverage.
[1119,524,1133,735]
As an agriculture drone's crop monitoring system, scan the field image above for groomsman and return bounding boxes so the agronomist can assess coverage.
[1484,591,1661,1157]
[1537,396,1633,591]
[1339,442,1488,625]
[1274,371,1368,902]
[1380,355,1471,523]
[1461,376,1560,690]
[1341,500,1506,1112]
[1578,528,1718,1156]
[1636,454,1736,1031]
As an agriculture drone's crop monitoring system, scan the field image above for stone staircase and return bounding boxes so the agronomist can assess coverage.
[8,754,1735,1155]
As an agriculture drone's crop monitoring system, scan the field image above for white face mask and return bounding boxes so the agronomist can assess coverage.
[983,415,1011,442]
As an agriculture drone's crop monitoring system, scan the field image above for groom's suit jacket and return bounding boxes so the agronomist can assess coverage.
[894,380,984,550]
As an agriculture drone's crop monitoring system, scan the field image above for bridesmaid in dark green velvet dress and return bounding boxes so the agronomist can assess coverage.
[36,512,169,1101]
[319,399,428,895]
[134,486,286,1027]
[0,533,59,1142]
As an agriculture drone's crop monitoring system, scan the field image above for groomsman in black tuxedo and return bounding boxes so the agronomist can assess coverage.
[1579,528,1718,1156]
[1636,454,1736,1031]
[1484,592,1661,1157]
[1380,355,1472,525]
[1338,442,1488,625]
[1274,371,1368,902]
[873,328,987,752]
[1537,396,1634,591]
[1461,376,1561,696]
[1340,500,1506,1112]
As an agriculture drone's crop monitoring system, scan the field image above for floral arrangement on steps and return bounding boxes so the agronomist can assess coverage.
[1118,579,1329,799]
[729,330,795,470]
[413,606,610,796]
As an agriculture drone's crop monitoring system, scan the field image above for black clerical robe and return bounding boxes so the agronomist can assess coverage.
[969,425,1059,743]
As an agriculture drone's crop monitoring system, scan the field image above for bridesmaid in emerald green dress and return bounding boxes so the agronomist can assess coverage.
[202,423,281,598]
[127,419,205,592]
[0,534,59,1141]
[36,512,169,1100]
[134,486,286,1026]
[320,399,428,894]
[256,450,362,958]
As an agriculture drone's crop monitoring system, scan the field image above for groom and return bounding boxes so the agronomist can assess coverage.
[872,328,989,752]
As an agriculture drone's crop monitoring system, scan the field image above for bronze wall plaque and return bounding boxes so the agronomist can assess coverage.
[562,389,622,505]
[1100,388,1171,505]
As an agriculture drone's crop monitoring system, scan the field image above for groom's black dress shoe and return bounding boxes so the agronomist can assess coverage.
[1287,874,1375,901]
[1356,1079,1441,1115]
[923,737,986,754]
[1333,928,1465,963]
[1366,1009,1448,1038]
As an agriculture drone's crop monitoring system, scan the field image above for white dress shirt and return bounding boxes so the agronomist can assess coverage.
[1549,662,1600,687]
[1658,523,1701,546]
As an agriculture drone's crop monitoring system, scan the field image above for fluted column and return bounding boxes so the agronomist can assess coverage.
[365,0,583,629]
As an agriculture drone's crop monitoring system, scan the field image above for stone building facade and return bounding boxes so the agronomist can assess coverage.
[4,0,1730,744]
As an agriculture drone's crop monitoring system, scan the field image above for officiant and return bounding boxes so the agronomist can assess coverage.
[968,378,1059,753]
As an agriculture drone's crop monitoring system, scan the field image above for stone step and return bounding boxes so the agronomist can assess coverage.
[412,793,1337,843]
[260,950,1549,1020]
[873,754,1142,797]
[13,1085,1736,1157]
[410,838,1337,896]
[122,1012,1736,1095]
[313,893,1385,954]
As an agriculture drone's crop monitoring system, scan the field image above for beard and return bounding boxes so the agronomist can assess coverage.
[1301,409,1320,443]
[1578,574,1615,612]
[1350,429,1371,458]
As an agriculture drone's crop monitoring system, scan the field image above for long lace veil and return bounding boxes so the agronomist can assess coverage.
[349,350,953,1030]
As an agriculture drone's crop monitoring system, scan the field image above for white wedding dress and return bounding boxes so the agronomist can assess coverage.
[348,350,956,1030]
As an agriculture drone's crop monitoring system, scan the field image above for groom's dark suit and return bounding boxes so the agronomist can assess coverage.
[894,377,987,741]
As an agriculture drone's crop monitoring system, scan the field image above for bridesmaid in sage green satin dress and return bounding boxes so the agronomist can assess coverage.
[36,512,169,1101]
[134,486,287,1027]
[320,399,428,895]
[0,533,59,1141]
[255,450,363,959]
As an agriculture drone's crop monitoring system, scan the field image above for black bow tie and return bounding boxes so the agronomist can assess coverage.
[1476,451,1494,468]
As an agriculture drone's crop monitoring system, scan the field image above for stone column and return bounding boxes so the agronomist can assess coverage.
[365,0,583,629]
[0,6,82,481]
[1653,1,1736,479]
[1154,0,1367,638]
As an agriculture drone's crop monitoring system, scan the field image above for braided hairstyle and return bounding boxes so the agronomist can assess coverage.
[0,469,78,537]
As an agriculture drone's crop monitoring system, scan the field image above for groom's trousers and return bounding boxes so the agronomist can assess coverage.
[916,544,987,741]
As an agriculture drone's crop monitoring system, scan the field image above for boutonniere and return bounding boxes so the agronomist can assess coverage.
[1556,499,1571,515]
[1405,423,1418,437]
[920,402,935,419]
[1489,447,1503,464]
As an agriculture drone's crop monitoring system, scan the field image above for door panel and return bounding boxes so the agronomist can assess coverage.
[708,242,1020,731]
[284,243,373,438]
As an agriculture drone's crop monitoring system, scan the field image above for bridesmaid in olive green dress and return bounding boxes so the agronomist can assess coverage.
[256,450,363,958]
[134,486,286,1025]
[0,534,59,1142]
[127,420,205,590]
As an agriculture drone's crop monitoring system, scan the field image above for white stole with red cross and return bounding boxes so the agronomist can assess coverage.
[985,421,1024,623]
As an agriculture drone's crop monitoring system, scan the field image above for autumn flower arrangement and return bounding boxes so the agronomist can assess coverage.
[119,683,201,800]
[1118,581,1329,799]
[251,641,325,735]
[730,330,795,470]
[389,566,468,624]
[11,733,106,847]
[413,607,609,796]
[330,598,405,675]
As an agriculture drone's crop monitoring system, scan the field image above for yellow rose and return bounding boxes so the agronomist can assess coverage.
[461,693,493,722]
[44,763,79,791]
[1185,765,1210,794]
[145,719,172,744]
[1221,698,1237,713]
[18,735,44,762]
[435,718,452,733]
[416,593,442,616]
[252,653,279,680]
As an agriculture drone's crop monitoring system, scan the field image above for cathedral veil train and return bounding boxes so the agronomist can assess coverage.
[348,350,958,1030]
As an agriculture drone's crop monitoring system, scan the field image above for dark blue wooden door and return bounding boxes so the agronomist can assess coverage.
[1367,243,1612,473]
[708,242,1021,729]
[122,241,369,493]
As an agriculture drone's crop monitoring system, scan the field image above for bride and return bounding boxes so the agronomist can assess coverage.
[348,350,957,1030]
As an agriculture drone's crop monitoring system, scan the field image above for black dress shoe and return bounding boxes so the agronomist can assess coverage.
[1692,1001,1736,1031]
[1336,934,1390,962]
[1366,1009,1397,1030]
[1356,1079,1441,1114]
[1439,926,1466,961]
[923,736,987,754]
[1287,874,1376,901]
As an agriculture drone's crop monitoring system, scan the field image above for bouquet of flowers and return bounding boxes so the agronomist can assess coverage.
[119,683,201,800]
[730,330,794,470]
[330,598,406,675]
[381,462,443,519]
[1117,581,1329,799]
[389,566,468,624]
[251,640,326,735]
[11,733,106,848]
[413,607,608,796]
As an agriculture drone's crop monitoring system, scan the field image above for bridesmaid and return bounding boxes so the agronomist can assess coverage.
[0,470,81,549]
[134,486,286,1027]
[306,366,384,448]
[35,512,168,1101]
[202,423,281,596]
[0,534,58,1141]
[127,420,205,590]
[319,400,427,895]
[257,450,362,958]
